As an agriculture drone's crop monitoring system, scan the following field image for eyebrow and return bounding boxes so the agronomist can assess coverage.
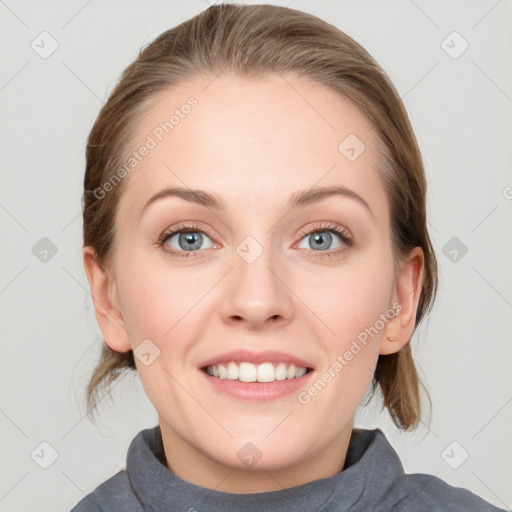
[139,185,373,219]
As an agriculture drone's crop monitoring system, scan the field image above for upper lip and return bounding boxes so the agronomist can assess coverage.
[199,350,315,370]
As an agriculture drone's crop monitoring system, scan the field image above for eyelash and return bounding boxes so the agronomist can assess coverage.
[156,221,353,260]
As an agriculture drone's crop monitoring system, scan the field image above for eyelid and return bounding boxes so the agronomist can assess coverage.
[157,221,216,245]
[157,220,353,259]
[296,221,353,243]
[293,221,353,259]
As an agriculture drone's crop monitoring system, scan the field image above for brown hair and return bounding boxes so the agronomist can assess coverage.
[82,3,438,430]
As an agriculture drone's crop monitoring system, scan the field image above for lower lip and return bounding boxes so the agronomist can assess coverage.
[199,368,315,400]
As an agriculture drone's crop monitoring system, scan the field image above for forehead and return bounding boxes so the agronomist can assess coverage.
[117,72,388,226]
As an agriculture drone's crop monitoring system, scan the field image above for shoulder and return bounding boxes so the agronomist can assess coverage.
[69,470,144,512]
[387,472,506,512]
[356,429,506,511]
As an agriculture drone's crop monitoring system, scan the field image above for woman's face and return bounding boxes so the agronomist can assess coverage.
[84,72,423,491]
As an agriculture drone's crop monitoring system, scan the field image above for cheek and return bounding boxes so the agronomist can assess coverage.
[308,255,394,339]
[115,251,181,344]
[295,262,393,429]
[116,251,217,353]
[301,243,394,398]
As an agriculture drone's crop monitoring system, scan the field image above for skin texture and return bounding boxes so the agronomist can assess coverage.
[83,72,424,493]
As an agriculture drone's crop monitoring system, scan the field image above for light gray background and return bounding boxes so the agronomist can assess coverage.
[1,0,511,510]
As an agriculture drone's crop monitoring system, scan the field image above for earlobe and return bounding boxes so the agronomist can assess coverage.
[380,316,407,354]
[82,246,132,353]
[380,247,424,355]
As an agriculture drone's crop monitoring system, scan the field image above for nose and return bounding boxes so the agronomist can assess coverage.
[220,240,294,331]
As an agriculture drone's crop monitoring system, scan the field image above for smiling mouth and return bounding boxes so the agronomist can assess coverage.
[200,361,313,383]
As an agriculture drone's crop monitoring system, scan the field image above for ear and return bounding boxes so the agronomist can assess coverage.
[380,246,424,355]
[82,246,132,353]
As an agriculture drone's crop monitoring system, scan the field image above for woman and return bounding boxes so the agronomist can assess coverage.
[72,3,505,511]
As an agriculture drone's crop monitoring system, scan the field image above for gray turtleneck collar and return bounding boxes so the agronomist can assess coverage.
[70,425,506,511]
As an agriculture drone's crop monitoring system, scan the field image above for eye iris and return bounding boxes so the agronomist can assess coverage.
[310,231,332,251]
[179,232,202,251]
[166,227,343,254]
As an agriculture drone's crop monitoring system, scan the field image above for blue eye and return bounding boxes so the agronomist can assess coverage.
[298,230,342,251]
[158,225,215,258]
[157,222,353,260]
[296,222,353,258]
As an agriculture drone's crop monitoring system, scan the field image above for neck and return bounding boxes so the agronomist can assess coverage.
[158,418,354,494]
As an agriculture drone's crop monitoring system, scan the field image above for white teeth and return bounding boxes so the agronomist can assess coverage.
[275,362,288,381]
[204,361,309,382]
[226,362,238,380]
[286,364,296,379]
[257,362,277,382]
[295,366,307,378]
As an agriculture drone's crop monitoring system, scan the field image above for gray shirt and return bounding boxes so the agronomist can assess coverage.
[70,426,506,511]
